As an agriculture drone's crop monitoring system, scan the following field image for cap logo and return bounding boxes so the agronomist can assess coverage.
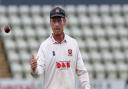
[56,9,60,13]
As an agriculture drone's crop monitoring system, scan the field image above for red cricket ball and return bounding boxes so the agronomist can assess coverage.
[4,25,11,33]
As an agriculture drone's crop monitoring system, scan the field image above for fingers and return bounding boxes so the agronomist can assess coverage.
[32,54,36,60]
[31,58,37,65]
[32,54,39,60]
[31,54,38,72]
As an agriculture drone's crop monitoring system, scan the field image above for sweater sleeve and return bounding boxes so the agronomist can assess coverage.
[76,43,90,89]
[36,44,46,75]
[31,44,46,78]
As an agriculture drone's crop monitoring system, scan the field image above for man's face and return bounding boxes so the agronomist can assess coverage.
[50,16,66,35]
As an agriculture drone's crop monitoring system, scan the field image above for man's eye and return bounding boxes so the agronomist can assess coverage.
[57,19,61,22]
[52,19,62,23]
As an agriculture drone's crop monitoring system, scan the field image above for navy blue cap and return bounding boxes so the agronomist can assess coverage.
[50,7,66,18]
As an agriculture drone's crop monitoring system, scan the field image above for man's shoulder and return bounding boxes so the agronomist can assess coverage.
[40,37,51,47]
[66,34,79,49]
[66,34,77,44]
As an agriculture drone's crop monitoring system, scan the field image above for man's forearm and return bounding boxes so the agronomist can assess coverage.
[77,70,91,89]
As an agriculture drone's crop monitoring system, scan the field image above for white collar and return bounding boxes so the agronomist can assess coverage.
[50,34,67,44]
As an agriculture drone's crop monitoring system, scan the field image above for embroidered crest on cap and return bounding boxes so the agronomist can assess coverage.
[56,9,60,13]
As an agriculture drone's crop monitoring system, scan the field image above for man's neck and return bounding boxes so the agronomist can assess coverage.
[53,33,64,43]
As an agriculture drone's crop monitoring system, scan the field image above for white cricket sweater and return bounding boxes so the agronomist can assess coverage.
[35,34,90,89]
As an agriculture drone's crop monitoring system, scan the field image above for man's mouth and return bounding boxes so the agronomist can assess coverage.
[55,28,60,30]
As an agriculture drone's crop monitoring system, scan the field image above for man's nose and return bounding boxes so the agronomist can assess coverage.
[55,22,59,26]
